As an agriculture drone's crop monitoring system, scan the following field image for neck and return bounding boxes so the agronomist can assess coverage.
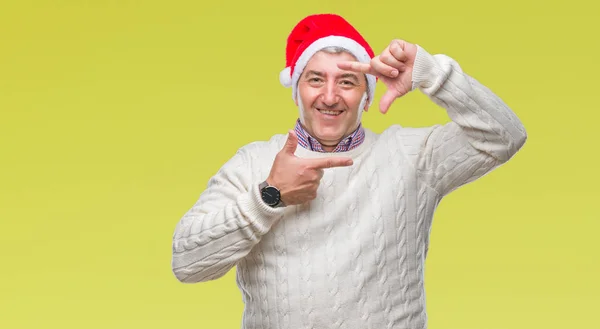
[299,121,359,152]
[293,126,373,159]
[320,144,337,152]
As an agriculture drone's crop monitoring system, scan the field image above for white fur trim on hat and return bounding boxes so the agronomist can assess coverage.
[290,35,376,106]
[279,66,292,87]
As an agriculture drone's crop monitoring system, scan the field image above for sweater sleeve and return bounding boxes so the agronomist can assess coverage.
[171,147,286,283]
[410,45,527,197]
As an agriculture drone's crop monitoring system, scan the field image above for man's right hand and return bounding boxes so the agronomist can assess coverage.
[266,130,354,206]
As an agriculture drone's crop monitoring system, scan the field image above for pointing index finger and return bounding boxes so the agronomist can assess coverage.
[306,157,354,169]
[337,61,377,76]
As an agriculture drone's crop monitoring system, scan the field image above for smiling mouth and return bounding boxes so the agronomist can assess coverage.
[317,108,344,116]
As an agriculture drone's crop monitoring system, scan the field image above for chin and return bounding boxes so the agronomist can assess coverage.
[314,126,345,142]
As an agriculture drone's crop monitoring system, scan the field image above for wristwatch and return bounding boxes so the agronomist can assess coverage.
[259,181,284,208]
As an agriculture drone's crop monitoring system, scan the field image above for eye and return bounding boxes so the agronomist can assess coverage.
[340,80,356,86]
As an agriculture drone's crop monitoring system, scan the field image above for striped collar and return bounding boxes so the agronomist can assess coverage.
[294,119,365,153]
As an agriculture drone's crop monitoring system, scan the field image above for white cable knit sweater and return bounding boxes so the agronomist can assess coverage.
[171,45,527,329]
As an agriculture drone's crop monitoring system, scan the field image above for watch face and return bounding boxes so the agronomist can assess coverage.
[261,186,280,206]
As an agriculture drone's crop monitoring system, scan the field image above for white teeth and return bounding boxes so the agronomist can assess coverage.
[318,109,342,116]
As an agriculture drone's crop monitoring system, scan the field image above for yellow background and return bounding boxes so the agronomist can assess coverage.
[1,0,598,328]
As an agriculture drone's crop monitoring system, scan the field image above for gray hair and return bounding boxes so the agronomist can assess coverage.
[319,46,352,55]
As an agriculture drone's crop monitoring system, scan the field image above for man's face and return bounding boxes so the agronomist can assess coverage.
[296,51,368,150]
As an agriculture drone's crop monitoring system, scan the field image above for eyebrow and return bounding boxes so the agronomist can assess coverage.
[304,70,360,83]
[339,73,359,83]
[304,70,325,78]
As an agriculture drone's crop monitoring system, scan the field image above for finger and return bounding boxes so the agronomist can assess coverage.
[305,191,317,201]
[379,89,399,114]
[315,168,324,180]
[337,61,377,76]
[389,40,409,62]
[282,130,298,154]
[370,56,399,78]
[380,46,407,71]
[307,157,354,169]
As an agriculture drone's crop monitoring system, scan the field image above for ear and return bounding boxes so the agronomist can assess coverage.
[363,93,370,112]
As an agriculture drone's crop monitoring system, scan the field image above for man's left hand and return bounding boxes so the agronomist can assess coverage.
[338,39,418,114]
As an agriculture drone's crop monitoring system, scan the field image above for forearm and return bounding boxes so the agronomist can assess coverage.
[412,45,527,162]
[172,185,283,283]
[171,151,285,283]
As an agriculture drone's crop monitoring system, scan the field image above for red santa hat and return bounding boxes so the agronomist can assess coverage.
[279,14,377,105]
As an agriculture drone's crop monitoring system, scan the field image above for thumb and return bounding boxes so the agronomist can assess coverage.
[379,89,399,114]
[282,130,298,154]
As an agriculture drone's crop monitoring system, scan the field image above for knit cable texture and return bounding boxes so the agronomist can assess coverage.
[171,45,527,329]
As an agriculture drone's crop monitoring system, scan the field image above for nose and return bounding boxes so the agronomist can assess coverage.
[321,82,339,107]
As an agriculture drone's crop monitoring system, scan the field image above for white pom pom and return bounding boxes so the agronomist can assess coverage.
[279,67,292,87]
